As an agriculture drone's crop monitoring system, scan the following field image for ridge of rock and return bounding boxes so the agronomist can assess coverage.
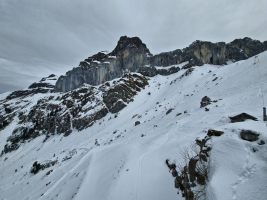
[55,36,267,92]
[0,73,148,154]
[55,36,151,92]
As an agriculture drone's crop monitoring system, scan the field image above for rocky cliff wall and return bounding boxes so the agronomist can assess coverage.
[55,36,151,92]
[55,36,267,92]
[150,37,267,67]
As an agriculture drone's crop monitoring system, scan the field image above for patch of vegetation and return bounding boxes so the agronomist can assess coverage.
[166,129,224,199]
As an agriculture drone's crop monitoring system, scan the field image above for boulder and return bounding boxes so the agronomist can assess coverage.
[200,96,211,108]
[240,130,259,142]
[258,140,265,145]
[207,129,224,137]
[229,113,258,123]
[166,108,174,115]
[135,121,141,126]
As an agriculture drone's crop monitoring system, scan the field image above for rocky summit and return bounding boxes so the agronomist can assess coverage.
[55,36,267,92]
[55,36,151,92]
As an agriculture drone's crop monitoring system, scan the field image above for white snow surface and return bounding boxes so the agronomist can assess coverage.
[1,52,267,200]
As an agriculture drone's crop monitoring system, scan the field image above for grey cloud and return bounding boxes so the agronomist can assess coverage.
[0,0,266,93]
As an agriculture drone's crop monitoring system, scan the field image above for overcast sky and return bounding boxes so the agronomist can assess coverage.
[0,0,267,93]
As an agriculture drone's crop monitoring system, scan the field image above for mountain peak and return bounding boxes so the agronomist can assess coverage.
[110,36,150,55]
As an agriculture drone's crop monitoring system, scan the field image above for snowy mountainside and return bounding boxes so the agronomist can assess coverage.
[0,51,267,200]
[0,73,148,154]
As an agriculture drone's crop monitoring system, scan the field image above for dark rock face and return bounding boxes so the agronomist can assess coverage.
[0,113,14,131]
[150,38,267,67]
[138,66,158,77]
[6,74,58,100]
[110,36,150,56]
[134,121,141,126]
[150,49,183,67]
[207,129,224,137]
[0,74,148,154]
[55,36,266,92]
[240,130,259,142]
[6,88,50,100]
[29,74,57,89]
[229,113,258,123]
[30,160,57,174]
[200,96,211,108]
[103,74,148,113]
[157,67,180,76]
[166,108,174,115]
[228,37,266,60]
[182,41,227,66]
[138,66,180,77]
[258,140,265,145]
[28,82,54,89]
[55,36,151,92]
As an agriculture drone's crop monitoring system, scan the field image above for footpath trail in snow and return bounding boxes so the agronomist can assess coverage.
[1,52,267,200]
[231,145,257,200]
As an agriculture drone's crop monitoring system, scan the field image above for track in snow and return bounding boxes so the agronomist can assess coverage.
[231,145,257,200]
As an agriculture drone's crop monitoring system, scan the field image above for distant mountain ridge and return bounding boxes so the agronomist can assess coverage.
[55,36,267,92]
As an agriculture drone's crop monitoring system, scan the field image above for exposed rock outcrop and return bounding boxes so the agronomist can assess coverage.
[30,160,57,174]
[228,37,266,60]
[138,66,180,77]
[150,37,267,67]
[200,96,211,108]
[103,74,148,113]
[55,36,151,92]
[1,73,148,154]
[55,36,267,92]
[6,74,58,100]
[240,130,259,142]
[150,49,184,67]
[207,129,224,137]
[28,74,57,89]
[229,113,258,123]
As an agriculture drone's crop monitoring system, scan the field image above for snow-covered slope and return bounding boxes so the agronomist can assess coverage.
[0,52,267,200]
